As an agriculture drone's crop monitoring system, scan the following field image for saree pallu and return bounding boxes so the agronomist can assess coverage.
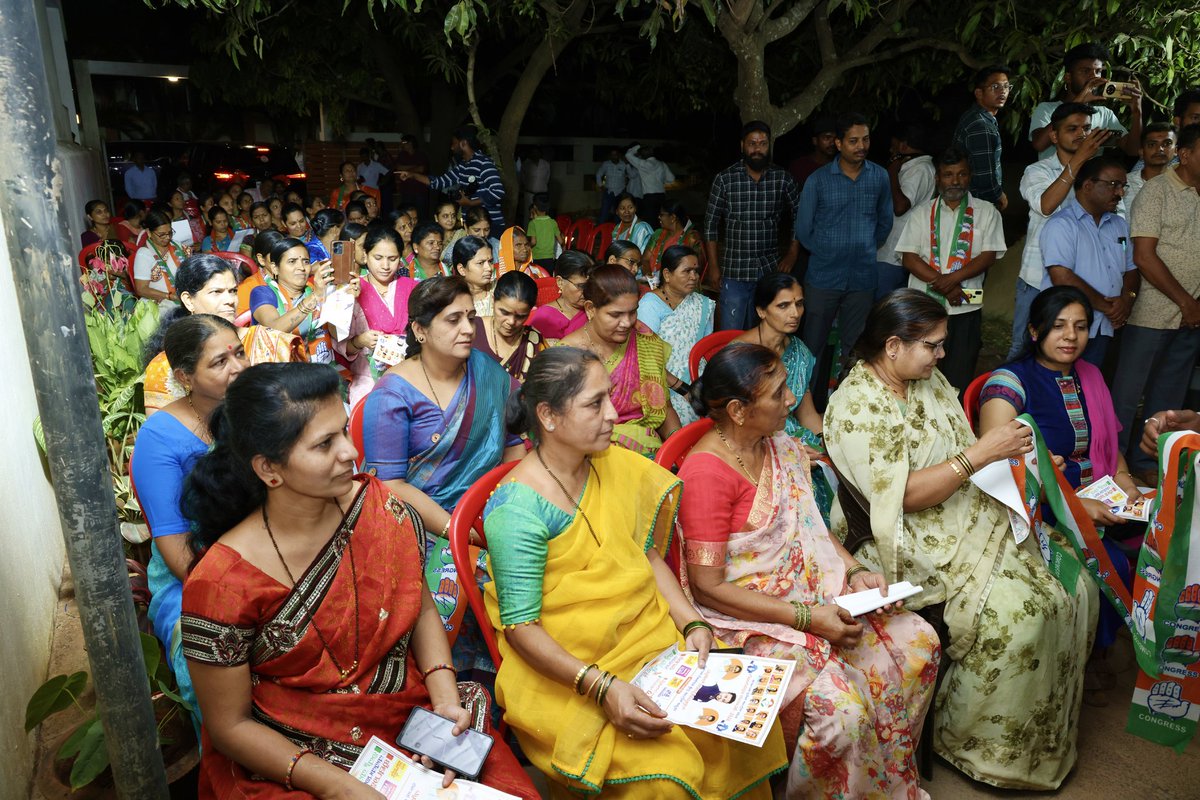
[824,363,1096,790]
[640,291,714,426]
[679,435,938,799]
[402,349,513,669]
[262,277,335,364]
[606,332,671,456]
[483,446,786,798]
[780,336,834,526]
[495,226,532,276]
[471,318,547,383]
[143,325,306,412]
[645,226,706,276]
[179,477,535,799]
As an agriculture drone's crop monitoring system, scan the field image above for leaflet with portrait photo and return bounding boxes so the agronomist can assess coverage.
[349,736,518,800]
[630,645,794,748]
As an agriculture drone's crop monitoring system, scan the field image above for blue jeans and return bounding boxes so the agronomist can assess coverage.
[718,278,757,331]
[875,260,909,301]
[1007,279,1042,360]
[598,191,618,223]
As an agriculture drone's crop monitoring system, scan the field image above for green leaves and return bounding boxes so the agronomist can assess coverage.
[25,672,87,732]
[58,716,110,790]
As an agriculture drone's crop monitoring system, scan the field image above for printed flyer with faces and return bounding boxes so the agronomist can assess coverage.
[349,736,518,800]
[630,645,795,747]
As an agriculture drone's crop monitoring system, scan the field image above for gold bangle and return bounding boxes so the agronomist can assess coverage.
[846,564,870,582]
[582,669,606,700]
[948,459,966,482]
[956,452,976,477]
[573,664,594,695]
[790,600,811,632]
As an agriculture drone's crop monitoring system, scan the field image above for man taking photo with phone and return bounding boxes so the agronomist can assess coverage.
[1029,42,1143,158]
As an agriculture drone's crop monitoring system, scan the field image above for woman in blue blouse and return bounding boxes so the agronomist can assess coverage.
[978,286,1139,651]
[130,313,248,733]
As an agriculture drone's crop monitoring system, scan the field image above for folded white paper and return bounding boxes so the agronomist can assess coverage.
[834,581,923,616]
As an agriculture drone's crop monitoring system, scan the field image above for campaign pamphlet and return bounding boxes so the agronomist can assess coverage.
[1076,476,1156,522]
[834,581,923,616]
[630,645,794,748]
[317,284,357,342]
[170,219,194,246]
[349,736,518,800]
[373,334,408,367]
[229,227,254,251]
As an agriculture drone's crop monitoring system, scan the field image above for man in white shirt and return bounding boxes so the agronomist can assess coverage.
[357,146,390,190]
[1029,42,1142,159]
[625,144,675,225]
[1124,123,1176,215]
[876,124,936,300]
[595,148,627,223]
[896,147,1006,392]
[1006,102,1112,359]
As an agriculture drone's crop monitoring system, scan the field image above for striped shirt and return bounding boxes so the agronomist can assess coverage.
[703,161,801,281]
[429,153,506,230]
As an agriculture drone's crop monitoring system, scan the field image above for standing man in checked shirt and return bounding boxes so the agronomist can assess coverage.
[795,112,893,410]
[703,119,801,331]
[953,65,1013,212]
[397,125,506,237]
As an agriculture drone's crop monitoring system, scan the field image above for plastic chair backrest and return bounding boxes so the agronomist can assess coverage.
[565,218,593,250]
[963,371,991,433]
[348,396,367,468]
[448,461,519,683]
[589,222,615,259]
[535,277,561,307]
[652,418,714,578]
[78,239,131,268]
[555,215,572,238]
[688,329,743,383]
[213,250,259,277]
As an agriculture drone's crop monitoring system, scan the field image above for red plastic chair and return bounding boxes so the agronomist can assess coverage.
[653,418,714,577]
[448,461,519,734]
[565,218,593,250]
[963,371,991,433]
[688,329,743,382]
[77,239,132,268]
[555,214,572,238]
[348,396,367,468]
[587,222,615,259]
[213,250,259,277]
[535,277,561,307]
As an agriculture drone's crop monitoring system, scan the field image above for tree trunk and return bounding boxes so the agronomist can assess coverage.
[360,22,423,135]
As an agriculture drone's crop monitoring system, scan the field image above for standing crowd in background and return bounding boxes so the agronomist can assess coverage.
[71,40,1200,798]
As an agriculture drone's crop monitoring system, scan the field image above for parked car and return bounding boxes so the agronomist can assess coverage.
[105,140,306,202]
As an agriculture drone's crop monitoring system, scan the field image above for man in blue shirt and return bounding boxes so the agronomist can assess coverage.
[1040,156,1139,367]
[123,151,158,203]
[795,112,893,408]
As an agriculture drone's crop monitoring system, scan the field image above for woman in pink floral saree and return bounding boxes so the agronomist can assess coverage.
[678,343,940,800]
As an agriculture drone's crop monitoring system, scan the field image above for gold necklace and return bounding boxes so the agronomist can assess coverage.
[869,362,908,401]
[535,447,600,545]
[714,422,760,485]
[262,503,360,682]
[186,393,212,444]
[418,355,459,409]
[490,315,518,362]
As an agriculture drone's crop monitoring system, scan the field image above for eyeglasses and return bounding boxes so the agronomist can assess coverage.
[149,228,172,239]
[916,338,946,354]
[986,82,1013,93]
[559,277,588,291]
[1096,179,1129,192]
[618,255,643,269]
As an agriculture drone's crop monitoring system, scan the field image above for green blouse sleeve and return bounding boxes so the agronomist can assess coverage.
[483,482,570,627]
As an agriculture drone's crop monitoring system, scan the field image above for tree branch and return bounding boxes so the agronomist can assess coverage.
[839,0,919,62]
[762,0,821,44]
[836,37,986,73]
[814,3,835,66]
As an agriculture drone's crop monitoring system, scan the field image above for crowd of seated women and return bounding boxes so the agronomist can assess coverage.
[108,166,1159,798]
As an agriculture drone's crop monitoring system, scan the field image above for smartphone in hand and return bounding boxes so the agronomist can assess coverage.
[331,240,353,285]
[395,706,494,782]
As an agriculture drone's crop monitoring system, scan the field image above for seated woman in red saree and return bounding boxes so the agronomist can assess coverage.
[180,363,536,799]
[558,264,681,457]
[678,343,940,799]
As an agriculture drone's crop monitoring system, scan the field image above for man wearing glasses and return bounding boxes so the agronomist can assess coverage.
[952,65,1013,212]
[895,147,1006,393]
[1007,103,1112,359]
[1029,42,1143,160]
[1040,156,1138,367]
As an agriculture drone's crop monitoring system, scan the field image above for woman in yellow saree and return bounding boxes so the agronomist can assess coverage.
[482,347,786,797]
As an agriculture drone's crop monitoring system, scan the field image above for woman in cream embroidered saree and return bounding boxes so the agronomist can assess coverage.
[823,290,1096,790]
